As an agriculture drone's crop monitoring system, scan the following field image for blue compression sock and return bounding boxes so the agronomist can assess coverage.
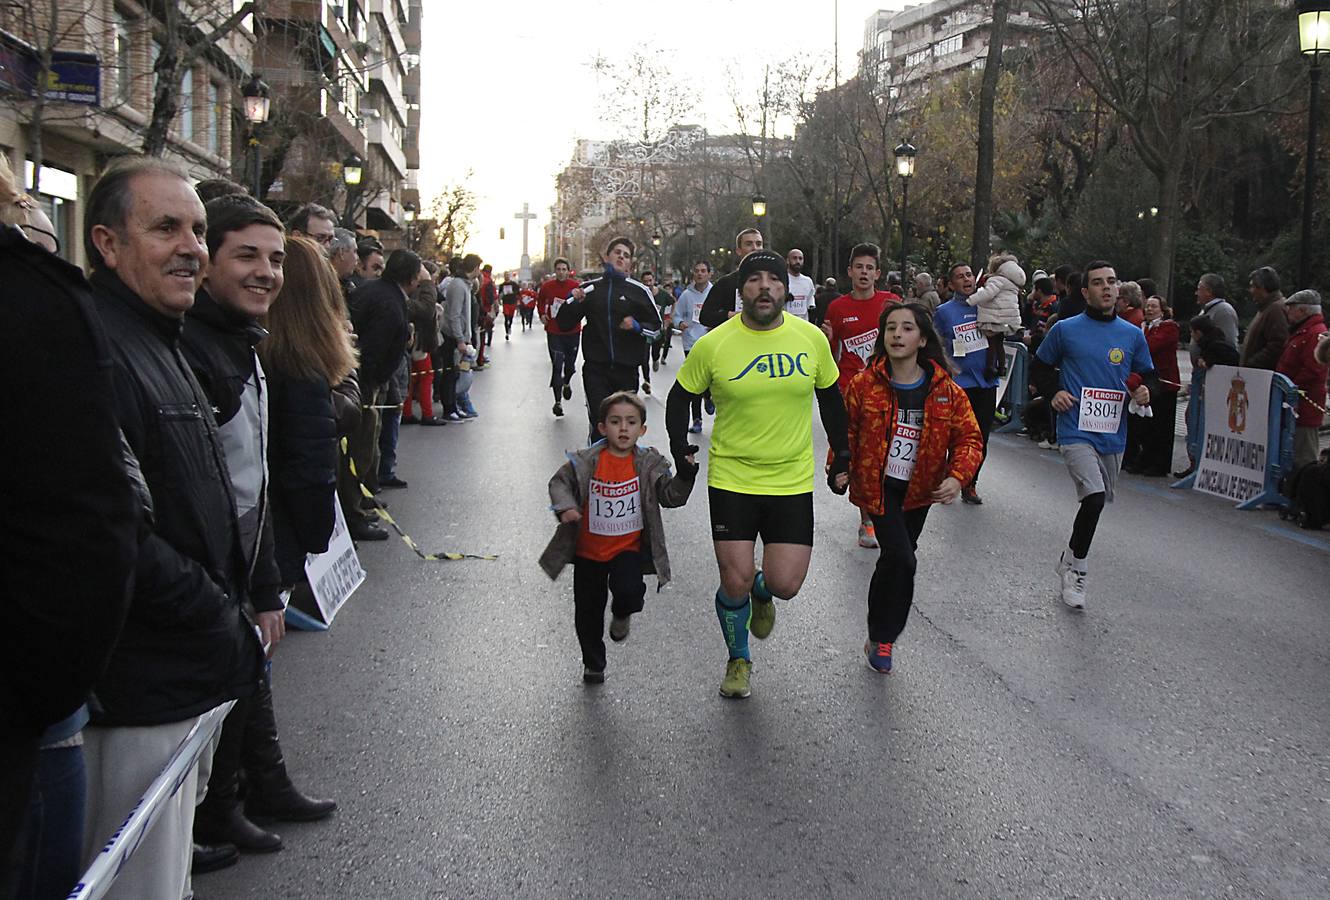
[752,570,773,604]
[715,589,752,661]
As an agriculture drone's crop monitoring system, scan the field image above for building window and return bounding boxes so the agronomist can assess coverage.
[206,81,221,155]
[179,68,193,139]
[906,48,929,68]
[935,34,963,56]
[113,11,133,106]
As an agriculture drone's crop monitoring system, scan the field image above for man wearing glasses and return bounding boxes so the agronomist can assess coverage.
[287,203,337,247]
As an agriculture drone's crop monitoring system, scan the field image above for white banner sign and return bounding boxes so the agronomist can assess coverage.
[1193,366,1273,504]
[303,502,366,625]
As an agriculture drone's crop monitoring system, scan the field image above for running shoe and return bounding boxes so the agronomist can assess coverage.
[563,384,573,400]
[750,597,775,640]
[704,396,716,415]
[719,658,752,699]
[642,381,652,395]
[553,401,564,417]
[961,487,983,505]
[689,418,703,434]
[1037,439,1061,450]
[864,641,893,673]
[609,615,630,642]
[652,359,659,372]
[1060,569,1087,610]
[583,667,605,684]
[857,522,879,549]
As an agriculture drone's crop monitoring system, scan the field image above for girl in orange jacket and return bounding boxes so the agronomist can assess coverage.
[845,303,986,673]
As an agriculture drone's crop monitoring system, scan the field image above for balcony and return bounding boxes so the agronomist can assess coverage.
[366,114,405,177]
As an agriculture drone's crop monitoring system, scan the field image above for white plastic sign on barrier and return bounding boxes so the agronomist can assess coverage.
[1193,365,1273,504]
[303,502,366,625]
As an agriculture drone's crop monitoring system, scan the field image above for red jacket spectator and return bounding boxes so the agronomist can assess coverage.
[1129,317,1180,394]
[1278,308,1328,428]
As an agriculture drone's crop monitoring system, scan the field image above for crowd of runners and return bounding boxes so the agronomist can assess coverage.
[533,228,1166,697]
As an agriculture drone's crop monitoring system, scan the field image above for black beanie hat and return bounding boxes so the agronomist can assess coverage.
[737,249,790,293]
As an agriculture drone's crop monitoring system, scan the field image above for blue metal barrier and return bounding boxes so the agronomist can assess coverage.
[1170,367,1298,509]
[995,340,1029,434]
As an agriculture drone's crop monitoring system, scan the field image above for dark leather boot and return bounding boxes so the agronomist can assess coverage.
[241,675,338,823]
[193,805,282,853]
[191,842,240,873]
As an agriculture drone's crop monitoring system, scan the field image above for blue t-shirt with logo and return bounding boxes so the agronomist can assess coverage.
[933,296,1000,390]
[1036,312,1154,454]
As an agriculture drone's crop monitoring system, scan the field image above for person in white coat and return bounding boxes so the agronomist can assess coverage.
[967,252,1026,378]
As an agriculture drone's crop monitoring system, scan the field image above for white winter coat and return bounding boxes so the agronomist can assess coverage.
[967,258,1026,332]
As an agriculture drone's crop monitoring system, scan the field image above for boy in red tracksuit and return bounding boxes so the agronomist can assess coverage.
[820,242,901,548]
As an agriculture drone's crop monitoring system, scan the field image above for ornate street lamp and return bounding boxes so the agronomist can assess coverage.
[685,221,696,262]
[893,140,918,280]
[404,200,416,248]
[751,194,767,218]
[240,74,270,196]
[341,154,364,227]
[1298,0,1330,286]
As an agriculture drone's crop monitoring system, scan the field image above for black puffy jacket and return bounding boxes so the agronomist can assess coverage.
[349,277,410,389]
[266,371,339,584]
[90,270,263,727]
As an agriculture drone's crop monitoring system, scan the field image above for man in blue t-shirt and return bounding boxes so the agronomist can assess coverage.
[933,262,1000,504]
[1033,260,1157,610]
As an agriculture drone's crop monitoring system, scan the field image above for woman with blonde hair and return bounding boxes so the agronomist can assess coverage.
[257,235,358,585]
[0,156,60,254]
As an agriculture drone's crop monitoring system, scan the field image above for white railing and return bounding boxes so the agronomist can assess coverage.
[66,701,235,900]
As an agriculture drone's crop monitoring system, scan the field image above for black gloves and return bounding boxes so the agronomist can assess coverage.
[827,451,851,495]
[672,444,700,482]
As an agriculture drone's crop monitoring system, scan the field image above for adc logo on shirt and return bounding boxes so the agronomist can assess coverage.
[1108,347,1125,364]
[729,352,811,381]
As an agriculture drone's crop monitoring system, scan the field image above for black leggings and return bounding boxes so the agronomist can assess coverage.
[963,386,997,486]
[573,552,646,672]
[867,491,930,644]
[1069,492,1105,559]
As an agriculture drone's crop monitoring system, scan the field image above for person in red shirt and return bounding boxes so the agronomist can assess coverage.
[499,277,520,339]
[820,242,902,548]
[477,265,497,367]
[519,283,538,331]
[536,258,584,417]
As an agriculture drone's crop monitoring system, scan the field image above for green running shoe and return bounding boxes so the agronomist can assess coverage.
[719,658,752,699]
[750,597,775,640]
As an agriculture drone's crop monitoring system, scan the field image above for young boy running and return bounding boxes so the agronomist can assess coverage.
[539,392,697,682]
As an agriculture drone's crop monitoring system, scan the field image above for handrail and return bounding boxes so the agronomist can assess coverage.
[67,701,235,900]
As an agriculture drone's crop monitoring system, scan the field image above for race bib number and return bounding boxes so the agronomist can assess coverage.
[1078,388,1126,434]
[843,329,878,365]
[786,295,809,319]
[588,477,642,536]
[886,422,921,481]
[952,320,986,357]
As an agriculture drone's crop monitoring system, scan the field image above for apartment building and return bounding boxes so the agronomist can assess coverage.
[861,1,1053,96]
[0,1,254,265]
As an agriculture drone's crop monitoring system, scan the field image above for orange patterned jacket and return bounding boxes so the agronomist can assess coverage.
[845,357,985,514]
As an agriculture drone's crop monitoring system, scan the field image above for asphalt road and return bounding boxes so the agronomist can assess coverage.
[201,325,1330,900]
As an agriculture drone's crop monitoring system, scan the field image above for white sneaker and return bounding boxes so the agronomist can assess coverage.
[1060,568,1087,610]
[1038,439,1061,450]
[857,522,879,549]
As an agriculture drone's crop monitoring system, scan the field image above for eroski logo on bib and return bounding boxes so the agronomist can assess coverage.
[729,352,811,381]
[843,329,878,364]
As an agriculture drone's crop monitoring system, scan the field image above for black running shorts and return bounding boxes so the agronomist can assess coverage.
[708,487,814,546]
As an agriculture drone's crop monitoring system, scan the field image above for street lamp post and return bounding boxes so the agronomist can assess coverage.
[893,140,917,282]
[404,201,417,250]
[651,231,662,275]
[1298,0,1330,286]
[240,74,270,197]
[685,222,696,266]
[341,154,363,228]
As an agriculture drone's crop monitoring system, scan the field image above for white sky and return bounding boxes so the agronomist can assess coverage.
[418,0,905,271]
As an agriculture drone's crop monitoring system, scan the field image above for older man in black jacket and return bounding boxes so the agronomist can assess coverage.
[348,249,420,496]
[0,222,140,896]
[82,156,265,899]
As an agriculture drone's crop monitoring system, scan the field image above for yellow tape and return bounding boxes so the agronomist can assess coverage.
[339,437,498,562]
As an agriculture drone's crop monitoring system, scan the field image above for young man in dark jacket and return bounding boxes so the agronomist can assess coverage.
[181,195,336,858]
[0,223,140,896]
[83,156,265,898]
[698,227,764,330]
[554,236,663,442]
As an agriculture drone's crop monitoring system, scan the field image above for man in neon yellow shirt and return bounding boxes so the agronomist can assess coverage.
[666,250,851,699]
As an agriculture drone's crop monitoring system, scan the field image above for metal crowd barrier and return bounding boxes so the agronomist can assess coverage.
[1171,368,1299,510]
[995,340,1030,434]
[67,700,235,900]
